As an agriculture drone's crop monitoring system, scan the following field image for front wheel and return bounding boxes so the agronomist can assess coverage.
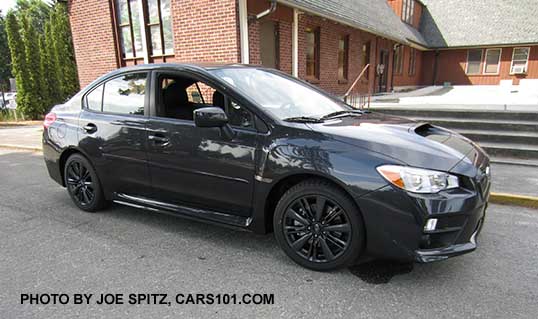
[273,179,365,271]
[64,154,107,212]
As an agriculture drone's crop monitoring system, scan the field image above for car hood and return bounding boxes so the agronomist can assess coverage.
[306,112,487,173]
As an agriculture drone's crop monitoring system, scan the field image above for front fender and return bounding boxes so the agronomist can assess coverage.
[249,134,401,233]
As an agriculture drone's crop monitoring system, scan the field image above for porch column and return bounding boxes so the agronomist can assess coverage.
[292,8,299,77]
[238,0,250,64]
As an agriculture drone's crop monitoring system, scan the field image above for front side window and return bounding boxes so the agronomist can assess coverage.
[484,48,501,74]
[338,35,349,80]
[466,49,483,75]
[305,27,320,79]
[102,73,147,115]
[210,68,350,121]
[157,75,254,129]
[511,47,530,74]
[115,0,174,59]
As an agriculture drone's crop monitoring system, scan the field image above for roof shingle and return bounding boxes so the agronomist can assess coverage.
[420,0,538,48]
[281,0,428,46]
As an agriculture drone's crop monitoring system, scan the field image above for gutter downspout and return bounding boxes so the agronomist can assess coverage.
[238,0,250,64]
[292,8,299,77]
[251,0,277,21]
[239,0,277,64]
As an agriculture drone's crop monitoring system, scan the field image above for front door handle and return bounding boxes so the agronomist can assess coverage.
[83,123,97,133]
[148,134,169,144]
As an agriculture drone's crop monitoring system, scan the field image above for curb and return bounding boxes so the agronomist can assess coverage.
[0,145,536,209]
[490,193,538,209]
[0,144,43,153]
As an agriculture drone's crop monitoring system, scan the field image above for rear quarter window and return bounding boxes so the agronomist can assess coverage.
[86,84,103,111]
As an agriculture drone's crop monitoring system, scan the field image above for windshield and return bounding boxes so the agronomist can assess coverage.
[209,68,351,120]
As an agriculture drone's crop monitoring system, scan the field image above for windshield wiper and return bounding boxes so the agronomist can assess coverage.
[283,116,324,123]
[320,110,364,120]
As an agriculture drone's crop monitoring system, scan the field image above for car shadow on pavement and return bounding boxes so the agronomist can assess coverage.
[98,203,422,284]
[348,260,414,284]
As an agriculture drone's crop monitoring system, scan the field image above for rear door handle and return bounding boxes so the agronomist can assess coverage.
[83,123,97,133]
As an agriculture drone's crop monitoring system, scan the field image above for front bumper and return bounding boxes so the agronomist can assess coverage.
[356,183,489,263]
[415,212,484,263]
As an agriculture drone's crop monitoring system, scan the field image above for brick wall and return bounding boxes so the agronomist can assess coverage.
[68,0,119,88]
[68,0,240,88]
[171,0,239,63]
[393,45,423,87]
[422,46,538,85]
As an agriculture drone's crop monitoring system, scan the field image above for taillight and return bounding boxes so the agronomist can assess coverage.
[44,112,57,128]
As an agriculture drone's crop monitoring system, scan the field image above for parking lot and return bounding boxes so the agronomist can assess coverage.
[1,149,537,318]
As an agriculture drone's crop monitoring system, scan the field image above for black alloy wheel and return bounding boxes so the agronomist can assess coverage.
[284,195,351,262]
[274,179,364,271]
[64,154,106,212]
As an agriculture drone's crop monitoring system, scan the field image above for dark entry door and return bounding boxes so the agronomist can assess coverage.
[146,72,259,217]
[259,20,279,69]
[378,49,389,92]
[79,72,151,198]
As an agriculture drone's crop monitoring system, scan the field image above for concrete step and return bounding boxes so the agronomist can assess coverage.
[372,108,538,121]
[457,129,538,145]
[491,156,538,167]
[370,108,538,163]
[480,142,538,159]
[410,118,538,132]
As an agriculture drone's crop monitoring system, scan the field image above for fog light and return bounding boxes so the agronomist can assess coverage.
[424,218,438,232]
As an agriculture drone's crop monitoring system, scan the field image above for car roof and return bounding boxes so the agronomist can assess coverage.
[112,63,259,74]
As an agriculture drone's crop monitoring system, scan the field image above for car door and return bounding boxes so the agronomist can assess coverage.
[78,71,151,197]
[145,71,259,217]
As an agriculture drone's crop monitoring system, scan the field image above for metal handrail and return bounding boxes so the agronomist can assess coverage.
[343,64,370,99]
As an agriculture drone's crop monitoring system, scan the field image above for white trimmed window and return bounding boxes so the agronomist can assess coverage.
[115,0,174,59]
[483,48,502,74]
[466,49,483,75]
[510,47,530,74]
[402,0,415,24]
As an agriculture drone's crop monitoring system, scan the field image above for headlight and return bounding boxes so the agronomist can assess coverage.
[376,165,459,193]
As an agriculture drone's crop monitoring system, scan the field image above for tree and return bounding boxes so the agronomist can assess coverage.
[15,0,51,33]
[44,19,61,105]
[21,13,45,118]
[0,11,13,93]
[39,35,53,110]
[5,12,30,115]
[51,3,79,101]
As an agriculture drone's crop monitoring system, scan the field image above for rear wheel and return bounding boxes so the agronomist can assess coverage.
[64,154,106,212]
[273,179,365,271]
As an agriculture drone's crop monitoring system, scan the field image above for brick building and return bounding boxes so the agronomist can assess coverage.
[67,0,538,97]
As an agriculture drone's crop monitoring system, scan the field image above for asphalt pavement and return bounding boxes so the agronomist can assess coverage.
[1,149,538,318]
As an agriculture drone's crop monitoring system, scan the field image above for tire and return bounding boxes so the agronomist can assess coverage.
[64,154,107,212]
[273,179,365,271]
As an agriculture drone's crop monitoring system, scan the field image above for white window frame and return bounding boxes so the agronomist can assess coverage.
[402,0,415,24]
[483,48,502,75]
[510,47,531,75]
[466,49,483,75]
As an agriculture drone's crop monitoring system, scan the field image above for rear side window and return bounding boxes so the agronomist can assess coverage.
[86,84,103,111]
[102,73,147,115]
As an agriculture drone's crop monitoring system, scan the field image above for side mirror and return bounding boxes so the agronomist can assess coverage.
[194,107,228,128]
[193,107,235,139]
